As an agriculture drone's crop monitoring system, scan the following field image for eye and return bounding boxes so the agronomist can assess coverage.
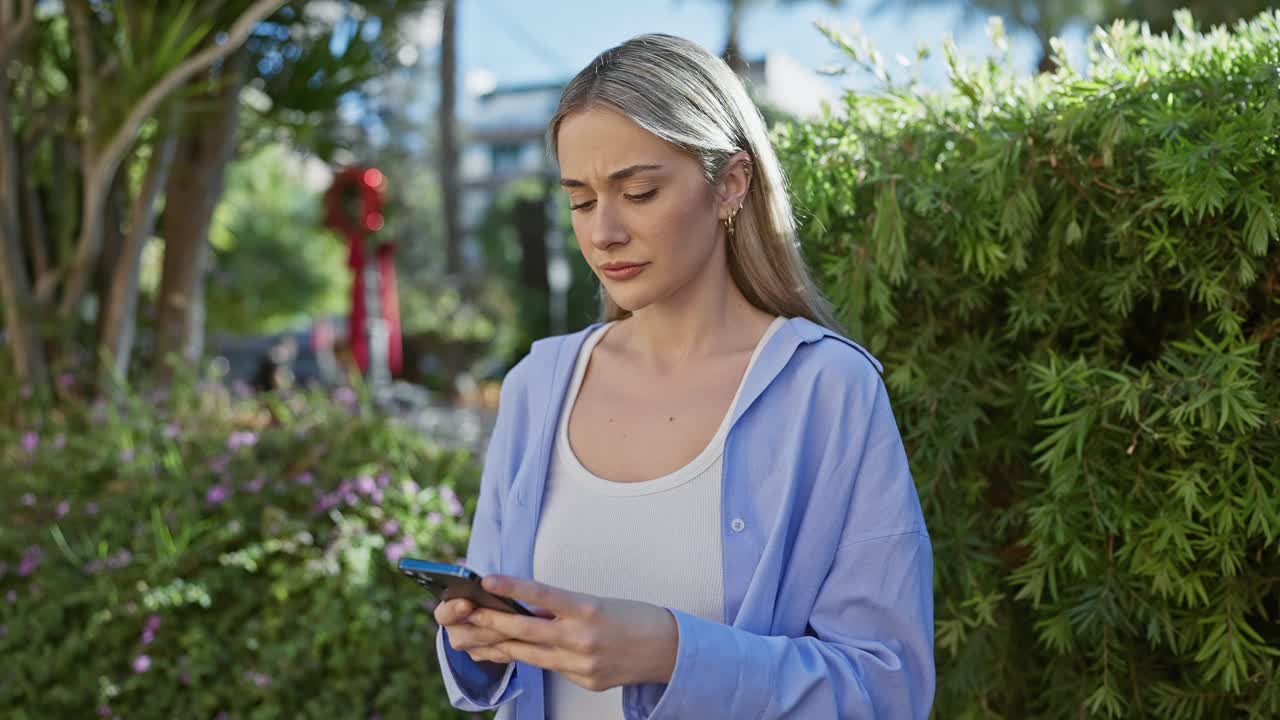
[570,199,596,212]
[624,188,658,202]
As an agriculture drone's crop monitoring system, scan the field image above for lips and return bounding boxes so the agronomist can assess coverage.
[601,263,648,280]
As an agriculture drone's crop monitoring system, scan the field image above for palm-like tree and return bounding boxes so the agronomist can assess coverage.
[713,0,845,73]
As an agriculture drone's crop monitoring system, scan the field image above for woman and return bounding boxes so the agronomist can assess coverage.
[434,33,934,719]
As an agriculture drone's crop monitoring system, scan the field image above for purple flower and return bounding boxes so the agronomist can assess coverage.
[206,485,230,505]
[163,423,181,439]
[295,472,314,486]
[18,546,42,576]
[97,705,112,717]
[426,511,442,526]
[132,654,151,673]
[142,614,161,644]
[343,492,358,507]
[356,475,376,495]
[86,502,100,515]
[441,487,463,517]
[312,493,339,514]
[106,549,132,569]
[84,559,104,574]
[227,431,258,451]
[370,489,384,505]
[244,670,272,688]
[21,432,38,453]
[401,480,420,496]
[334,386,357,405]
[58,372,75,389]
[55,501,70,518]
[20,492,36,506]
[53,434,66,450]
[119,448,134,462]
[244,475,265,493]
[376,473,390,488]
[381,519,400,537]
[385,538,414,564]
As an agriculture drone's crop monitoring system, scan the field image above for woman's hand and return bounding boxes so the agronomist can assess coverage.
[457,575,680,692]
[434,597,524,665]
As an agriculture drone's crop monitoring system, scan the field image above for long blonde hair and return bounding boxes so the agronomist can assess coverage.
[547,33,842,332]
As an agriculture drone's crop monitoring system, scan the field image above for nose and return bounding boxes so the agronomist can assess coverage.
[588,200,628,251]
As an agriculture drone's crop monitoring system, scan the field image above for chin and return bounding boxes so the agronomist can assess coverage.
[605,286,659,314]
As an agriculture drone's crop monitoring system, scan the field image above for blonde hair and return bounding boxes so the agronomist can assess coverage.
[547,33,842,332]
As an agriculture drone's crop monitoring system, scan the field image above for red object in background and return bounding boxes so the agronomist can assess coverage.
[323,166,402,376]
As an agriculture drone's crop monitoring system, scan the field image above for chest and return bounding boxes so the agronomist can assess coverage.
[566,350,753,483]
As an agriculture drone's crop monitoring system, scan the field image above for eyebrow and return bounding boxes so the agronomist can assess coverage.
[559,164,663,188]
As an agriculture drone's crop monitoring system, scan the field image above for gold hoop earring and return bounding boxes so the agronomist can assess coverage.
[725,206,741,238]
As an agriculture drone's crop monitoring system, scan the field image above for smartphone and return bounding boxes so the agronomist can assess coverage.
[397,558,534,616]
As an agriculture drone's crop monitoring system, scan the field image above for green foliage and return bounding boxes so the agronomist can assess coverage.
[474,179,602,364]
[0,368,478,718]
[777,11,1280,718]
[199,144,350,335]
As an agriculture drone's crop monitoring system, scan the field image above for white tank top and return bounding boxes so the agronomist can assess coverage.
[532,316,784,719]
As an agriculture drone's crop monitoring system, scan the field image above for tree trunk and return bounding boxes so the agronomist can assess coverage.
[722,0,748,75]
[94,168,128,334]
[513,196,550,338]
[438,0,462,276]
[0,71,48,386]
[101,127,177,379]
[59,0,288,321]
[155,57,246,369]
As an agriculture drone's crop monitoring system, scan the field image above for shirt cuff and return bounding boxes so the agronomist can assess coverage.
[622,609,772,719]
[436,626,517,708]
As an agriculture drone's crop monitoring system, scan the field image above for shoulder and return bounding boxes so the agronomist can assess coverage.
[784,317,884,386]
[498,323,603,398]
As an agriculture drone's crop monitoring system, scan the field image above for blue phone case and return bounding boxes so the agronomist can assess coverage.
[397,558,534,616]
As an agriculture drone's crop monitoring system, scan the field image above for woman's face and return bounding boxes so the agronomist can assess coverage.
[556,107,729,314]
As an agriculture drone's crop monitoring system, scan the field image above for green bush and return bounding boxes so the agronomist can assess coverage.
[0,369,479,719]
[777,10,1280,719]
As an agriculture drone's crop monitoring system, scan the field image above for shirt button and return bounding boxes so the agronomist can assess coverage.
[730,518,745,533]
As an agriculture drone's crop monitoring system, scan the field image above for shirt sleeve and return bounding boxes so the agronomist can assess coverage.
[622,376,936,719]
[435,368,525,711]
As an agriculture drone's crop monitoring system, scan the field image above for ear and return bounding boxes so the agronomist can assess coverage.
[715,151,753,219]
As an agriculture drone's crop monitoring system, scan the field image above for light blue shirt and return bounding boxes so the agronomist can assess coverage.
[436,316,935,719]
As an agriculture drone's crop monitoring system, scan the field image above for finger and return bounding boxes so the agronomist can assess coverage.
[482,575,587,617]
[467,647,514,664]
[468,608,562,646]
[488,639,569,674]
[433,599,475,626]
[446,624,517,650]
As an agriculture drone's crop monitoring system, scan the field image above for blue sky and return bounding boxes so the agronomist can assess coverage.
[455,0,1090,96]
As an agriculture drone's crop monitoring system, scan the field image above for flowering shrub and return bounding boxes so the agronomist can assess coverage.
[0,372,480,718]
